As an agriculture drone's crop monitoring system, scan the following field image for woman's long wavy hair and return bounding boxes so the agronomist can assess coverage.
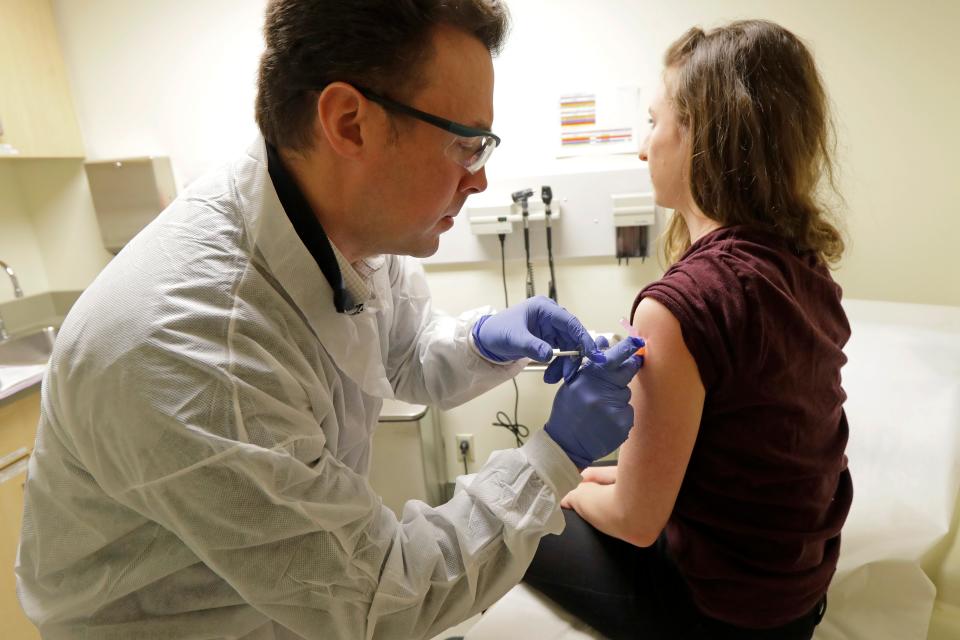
[660,20,845,267]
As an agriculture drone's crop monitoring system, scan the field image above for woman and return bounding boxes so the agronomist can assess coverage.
[525,20,851,640]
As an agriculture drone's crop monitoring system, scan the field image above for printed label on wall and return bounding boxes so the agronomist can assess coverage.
[557,86,643,158]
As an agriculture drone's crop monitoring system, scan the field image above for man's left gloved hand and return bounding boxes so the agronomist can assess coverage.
[472,296,606,383]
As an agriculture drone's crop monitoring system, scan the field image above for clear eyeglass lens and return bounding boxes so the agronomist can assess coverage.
[448,135,497,174]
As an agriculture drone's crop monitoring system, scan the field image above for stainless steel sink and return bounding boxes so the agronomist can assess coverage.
[0,326,57,367]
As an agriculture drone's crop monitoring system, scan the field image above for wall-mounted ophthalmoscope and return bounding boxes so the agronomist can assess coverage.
[511,188,536,299]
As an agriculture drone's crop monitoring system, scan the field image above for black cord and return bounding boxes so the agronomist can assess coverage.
[460,439,470,475]
[492,233,528,448]
[546,217,557,303]
[493,396,529,448]
[541,186,557,302]
[498,233,509,307]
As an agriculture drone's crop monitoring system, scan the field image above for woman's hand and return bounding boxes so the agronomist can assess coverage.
[561,465,618,509]
[580,465,618,486]
[560,483,586,510]
[561,477,613,510]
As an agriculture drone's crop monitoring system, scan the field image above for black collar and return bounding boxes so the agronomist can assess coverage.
[265,143,353,313]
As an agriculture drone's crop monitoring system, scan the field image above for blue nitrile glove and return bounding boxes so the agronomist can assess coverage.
[472,296,606,383]
[544,335,646,469]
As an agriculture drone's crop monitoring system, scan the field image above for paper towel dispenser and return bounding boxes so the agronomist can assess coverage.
[84,156,176,254]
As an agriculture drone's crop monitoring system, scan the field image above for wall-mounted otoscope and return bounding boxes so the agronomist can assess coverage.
[511,188,535,299]
[541,186,557,303]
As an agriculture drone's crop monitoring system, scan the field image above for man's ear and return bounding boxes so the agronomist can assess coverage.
[314,82,376,159]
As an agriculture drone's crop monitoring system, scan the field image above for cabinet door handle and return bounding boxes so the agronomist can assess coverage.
[0,446,31,472]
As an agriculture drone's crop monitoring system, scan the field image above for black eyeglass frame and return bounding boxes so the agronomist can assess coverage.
[354,85,501,147]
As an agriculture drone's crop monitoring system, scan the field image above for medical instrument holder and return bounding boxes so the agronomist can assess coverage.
[466,200,562,235]
[430,166,653,265]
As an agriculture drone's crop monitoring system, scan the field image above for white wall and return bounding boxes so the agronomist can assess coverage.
[44,0,960,471]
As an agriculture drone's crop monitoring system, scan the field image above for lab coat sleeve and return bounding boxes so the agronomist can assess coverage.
[384,256,525,409]
[73,338,580,640]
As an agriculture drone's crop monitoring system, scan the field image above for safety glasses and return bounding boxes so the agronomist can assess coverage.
[355,86,501,174]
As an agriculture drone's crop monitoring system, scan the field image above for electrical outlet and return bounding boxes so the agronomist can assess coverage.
[456,434,475,462]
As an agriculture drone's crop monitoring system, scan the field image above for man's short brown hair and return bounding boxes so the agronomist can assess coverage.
[255,0,510,152]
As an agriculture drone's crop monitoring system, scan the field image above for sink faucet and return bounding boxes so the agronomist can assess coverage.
[0,259,24,341]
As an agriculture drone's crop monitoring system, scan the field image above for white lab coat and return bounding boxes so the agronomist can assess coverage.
[16,138,581,640]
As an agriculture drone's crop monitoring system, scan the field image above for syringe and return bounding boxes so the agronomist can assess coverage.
[619,318,648,357]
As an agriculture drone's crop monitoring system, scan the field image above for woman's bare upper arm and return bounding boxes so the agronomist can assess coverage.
[614,296,706,545]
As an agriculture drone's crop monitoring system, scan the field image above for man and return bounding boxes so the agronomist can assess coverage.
[17,1,645,638]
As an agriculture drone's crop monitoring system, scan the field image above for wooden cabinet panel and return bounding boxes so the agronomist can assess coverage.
[0,0,83,158]
[0,389,40,639]
[0,466,39,640]
[0,390,41,456]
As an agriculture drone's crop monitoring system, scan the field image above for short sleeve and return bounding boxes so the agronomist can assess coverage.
[634,253,748,390]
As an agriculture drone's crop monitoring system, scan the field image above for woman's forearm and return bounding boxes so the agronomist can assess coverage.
[566,483,646,546]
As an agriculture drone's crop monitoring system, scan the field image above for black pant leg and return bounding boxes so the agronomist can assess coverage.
[524,508,825,640]
[523,508,699,640]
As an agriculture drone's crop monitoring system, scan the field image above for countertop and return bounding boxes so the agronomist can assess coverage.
[0,365,46,403]
[0,315,64,404]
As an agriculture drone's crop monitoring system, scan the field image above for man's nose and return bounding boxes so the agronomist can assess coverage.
[638,139,649,162]
[460,167,488,195]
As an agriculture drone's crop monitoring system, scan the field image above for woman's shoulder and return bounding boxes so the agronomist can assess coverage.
[645,228,753,306]
[664,225,835,298]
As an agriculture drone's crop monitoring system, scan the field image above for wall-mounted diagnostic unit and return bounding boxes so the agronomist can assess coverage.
[612,192,656,264]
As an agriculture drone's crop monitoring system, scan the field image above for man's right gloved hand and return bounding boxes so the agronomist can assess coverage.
[544,336,646,469]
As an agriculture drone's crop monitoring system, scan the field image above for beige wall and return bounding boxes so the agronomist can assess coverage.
[0,164,50,301]
[35,0,959,309]
[792,0,959,306]
[45,0,960,310]
[415,0,960,469]
[476,0,960,308]
[14,161,112,295]
[0,161,110,305]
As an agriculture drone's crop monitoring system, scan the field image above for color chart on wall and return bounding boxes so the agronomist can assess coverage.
[557,87,642,158]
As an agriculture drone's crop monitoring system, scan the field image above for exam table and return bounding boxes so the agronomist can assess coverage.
[464,299,960,640]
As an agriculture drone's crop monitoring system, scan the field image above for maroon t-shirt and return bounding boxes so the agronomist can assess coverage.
[632,225,852,628]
